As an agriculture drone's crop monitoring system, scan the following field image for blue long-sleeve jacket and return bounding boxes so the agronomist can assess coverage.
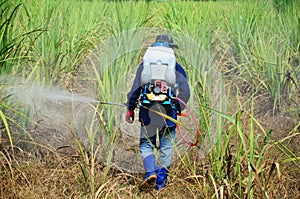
[127,62,190,128]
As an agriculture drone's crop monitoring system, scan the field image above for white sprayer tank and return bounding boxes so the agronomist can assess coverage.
[141,46,176,86]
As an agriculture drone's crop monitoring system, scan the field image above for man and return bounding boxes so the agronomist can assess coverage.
[126,34,190,190]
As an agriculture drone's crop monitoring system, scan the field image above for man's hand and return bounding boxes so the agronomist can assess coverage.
[125,110,134,123]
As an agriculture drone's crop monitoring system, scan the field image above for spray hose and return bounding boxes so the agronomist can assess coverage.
[98,97,201,147]
[174,97,200,146]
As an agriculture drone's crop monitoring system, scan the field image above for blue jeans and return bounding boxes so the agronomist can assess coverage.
[139,125,176,168]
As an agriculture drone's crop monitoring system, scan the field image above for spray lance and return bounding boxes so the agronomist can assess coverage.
[98,101,128,107]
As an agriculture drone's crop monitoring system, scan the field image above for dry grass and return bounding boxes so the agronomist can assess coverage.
[1,126,299,199]
[1,75,300,198]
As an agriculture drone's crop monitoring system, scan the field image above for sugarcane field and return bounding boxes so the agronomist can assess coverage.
[0,0,299,198]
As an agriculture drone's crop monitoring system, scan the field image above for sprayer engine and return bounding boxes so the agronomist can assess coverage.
[143,80,171,102]
[151,80,168,94]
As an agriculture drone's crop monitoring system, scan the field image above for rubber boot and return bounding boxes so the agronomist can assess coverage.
[156,167,169,190]
[139,154,157,190]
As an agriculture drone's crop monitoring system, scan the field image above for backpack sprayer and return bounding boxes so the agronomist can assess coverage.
[98,46,200,146]
[140,46,176,109]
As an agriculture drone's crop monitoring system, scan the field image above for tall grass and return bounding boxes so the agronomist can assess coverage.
[217,0,299,112]
[1,0,299,198]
